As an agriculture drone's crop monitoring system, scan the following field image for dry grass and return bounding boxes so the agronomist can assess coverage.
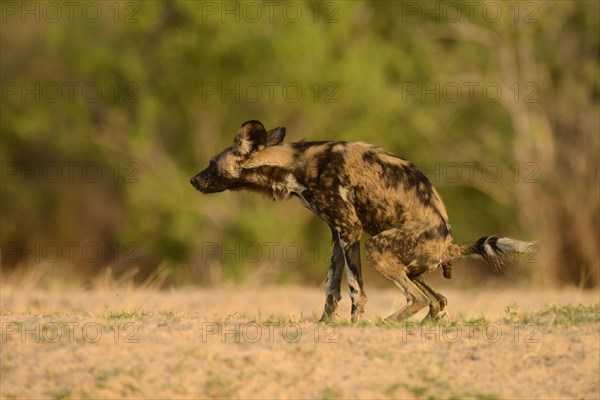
[1,281,598,399]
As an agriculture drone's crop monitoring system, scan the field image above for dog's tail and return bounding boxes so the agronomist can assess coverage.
[445,236,537,271]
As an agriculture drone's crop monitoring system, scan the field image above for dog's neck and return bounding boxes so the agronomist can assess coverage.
[238,144,307,201]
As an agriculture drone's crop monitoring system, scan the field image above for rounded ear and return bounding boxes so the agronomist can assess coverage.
[233,120,267,155]
[266,127,286,146]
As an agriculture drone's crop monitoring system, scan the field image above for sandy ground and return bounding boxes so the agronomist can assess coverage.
[1,285,598,399]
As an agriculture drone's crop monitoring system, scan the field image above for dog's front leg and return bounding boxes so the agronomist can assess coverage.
[337,229,367,323]
[343,240,368,323]
[319,227,344,322]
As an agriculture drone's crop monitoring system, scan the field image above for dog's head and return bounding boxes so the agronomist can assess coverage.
[190,120,286,193]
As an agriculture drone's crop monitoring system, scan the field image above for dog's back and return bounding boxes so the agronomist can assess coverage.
[285,140,451,239]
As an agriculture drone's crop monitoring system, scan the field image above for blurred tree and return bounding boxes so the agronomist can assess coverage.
[1,1,597,287]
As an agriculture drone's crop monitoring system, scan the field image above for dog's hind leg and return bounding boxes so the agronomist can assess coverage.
[413,275,447,310]
[412,276,447,321]
[366,229,431,322]
[319,228,345,322]
[384,270,430,321]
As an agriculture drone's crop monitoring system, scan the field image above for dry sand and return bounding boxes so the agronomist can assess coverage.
[1,285,598,399]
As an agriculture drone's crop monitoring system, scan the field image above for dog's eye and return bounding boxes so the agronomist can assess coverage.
[209,160,220,172]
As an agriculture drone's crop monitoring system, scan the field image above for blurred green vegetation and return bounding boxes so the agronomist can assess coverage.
[1,1,598,288]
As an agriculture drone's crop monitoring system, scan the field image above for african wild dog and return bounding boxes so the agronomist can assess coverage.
[190,120,534,323]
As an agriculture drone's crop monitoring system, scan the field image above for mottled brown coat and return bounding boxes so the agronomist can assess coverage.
[191,121,534,322]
